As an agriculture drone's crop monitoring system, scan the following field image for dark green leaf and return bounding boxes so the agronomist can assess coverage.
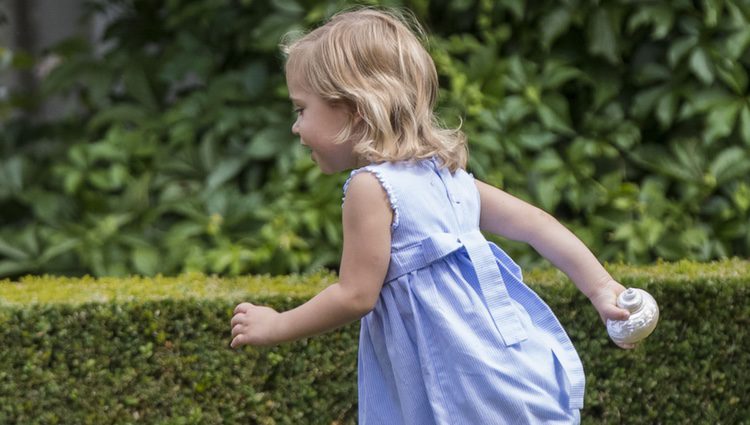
[704,100,742,144]
[588,9,619,64]
[540,9,572,49]
[123,63,158,111]
[740,104,750,145]
[538,94,574,135]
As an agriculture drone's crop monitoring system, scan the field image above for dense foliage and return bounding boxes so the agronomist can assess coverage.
[1,260,748,424]
[2,0,750,277]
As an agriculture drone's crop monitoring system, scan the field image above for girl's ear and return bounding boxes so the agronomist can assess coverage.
[348,105,368,142]
[349,102,365,127]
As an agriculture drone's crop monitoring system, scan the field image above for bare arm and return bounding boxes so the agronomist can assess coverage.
[231,172,392,347]
[475,179,632,345]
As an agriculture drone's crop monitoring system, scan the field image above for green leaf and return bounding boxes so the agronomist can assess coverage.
[123,63,158,111]
[132,246,160,276]
[631,145,695,182]
[0,260,32,277]
[272,0,304,14]
[18,227,39,256]
[627,4,673,39]
[740,104,750,145]
[716,58,748,95]
[0,156,24,193]
[506,56,530,89]
[656,91,678,129]
[540,9,572,49]
[517,128,558,150]
[667,36,698,68]
[63,171,84,194]
[246,128,288,159]
[588,9,619,64]
[708,147,750,184]
[704,100,741,144]
[731,182,750,212]
[537,94,574,135]
[679,88,734,121]
[633,63,671,85]
[251,15,302,51]
[671,139,705,178]
[589,69,621,109]
[541,62,582,90]
[38,239,79,264]
[499,0,524,20]
[89,104,150,132]
[498,95,534,124]
[611,122,641,150]
[533,150,564,173]
[200,136,218,170]
[702,0,722,27]
[689,47,715,85]
[0,238,29,261]
[631,85,668,120]
[535,176,561,212]
[725,28,750,59]
[90,135,128,161]
[88,165,128,191]
[206,157,246,191]
[242,62,269,100]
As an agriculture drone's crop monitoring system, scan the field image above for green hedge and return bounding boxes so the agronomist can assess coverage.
[1,260,748,424]
[2,0,750,277]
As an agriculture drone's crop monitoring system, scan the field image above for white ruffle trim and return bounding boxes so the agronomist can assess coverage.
[342,167,400,231]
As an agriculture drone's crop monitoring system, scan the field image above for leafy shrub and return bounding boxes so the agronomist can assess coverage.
[2,0,749,277]
[1,260,748,424]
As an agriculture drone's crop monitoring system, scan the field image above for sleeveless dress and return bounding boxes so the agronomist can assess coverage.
[343,158,585,425]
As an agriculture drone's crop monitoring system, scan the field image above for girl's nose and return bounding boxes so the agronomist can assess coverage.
[291,119,300,135]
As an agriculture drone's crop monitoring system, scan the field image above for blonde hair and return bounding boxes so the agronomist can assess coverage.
[282,7,467,172]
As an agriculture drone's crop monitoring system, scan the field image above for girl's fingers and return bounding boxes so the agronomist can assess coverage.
[230,313,245,327]
[234,302,254,314]
[231,323,243,338]
[616,341,637,350]
[230,335,245,349]
[609,306,630,321]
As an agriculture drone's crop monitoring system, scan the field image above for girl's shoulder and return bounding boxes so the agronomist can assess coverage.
[342,162,406,230]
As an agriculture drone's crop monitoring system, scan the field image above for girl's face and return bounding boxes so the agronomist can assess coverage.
[287,72,358,174]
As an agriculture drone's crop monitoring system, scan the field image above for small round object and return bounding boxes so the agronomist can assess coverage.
[606,288,659,345]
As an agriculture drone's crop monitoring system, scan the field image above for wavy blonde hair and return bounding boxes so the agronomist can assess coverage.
[282,7,467,172]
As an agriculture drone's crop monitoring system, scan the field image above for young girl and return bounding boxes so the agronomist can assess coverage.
[230,8,632,424]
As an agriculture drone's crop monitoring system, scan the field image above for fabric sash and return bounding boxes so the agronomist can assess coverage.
[385,230,528,346]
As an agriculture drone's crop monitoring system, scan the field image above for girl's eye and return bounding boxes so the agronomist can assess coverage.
[294,107,304,115]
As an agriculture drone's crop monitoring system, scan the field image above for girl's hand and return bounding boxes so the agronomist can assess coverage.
[587,279,637,350]
[230,302,282,348]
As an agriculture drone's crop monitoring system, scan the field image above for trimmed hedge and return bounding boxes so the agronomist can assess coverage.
[1,260,748,424]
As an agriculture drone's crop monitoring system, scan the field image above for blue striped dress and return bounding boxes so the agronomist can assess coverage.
[344,158,584,424]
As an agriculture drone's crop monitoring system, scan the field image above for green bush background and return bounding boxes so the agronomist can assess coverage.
[2,0,749,278]
[1,260,748,424]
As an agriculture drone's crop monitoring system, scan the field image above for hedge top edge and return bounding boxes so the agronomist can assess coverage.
[0,259,747,306]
